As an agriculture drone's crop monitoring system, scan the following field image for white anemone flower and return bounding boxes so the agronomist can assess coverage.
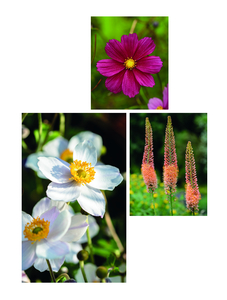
[22,197,88,272]
[25,131,103,179]
[37,140,123,217]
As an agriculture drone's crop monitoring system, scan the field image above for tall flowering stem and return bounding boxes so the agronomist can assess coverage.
[141,117,157,215]
[185,141,201,215]
[163,116,178,215]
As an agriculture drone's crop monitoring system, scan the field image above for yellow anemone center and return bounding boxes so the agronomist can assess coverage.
[124,57,136,70]
[23,217,50,243]
[69,159,96,185]
[60,149,74,163]
[157,106,163,110]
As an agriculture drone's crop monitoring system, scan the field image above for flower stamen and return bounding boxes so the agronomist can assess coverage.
[124,57,137,70]
[24,217,50,243]
[69,159,96,185]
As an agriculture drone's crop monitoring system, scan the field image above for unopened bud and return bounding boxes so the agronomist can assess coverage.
[77,249,89,261]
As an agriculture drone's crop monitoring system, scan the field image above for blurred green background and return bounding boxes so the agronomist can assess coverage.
[22,113,126,281]
[130,113,207,216]
[91,16,168,109]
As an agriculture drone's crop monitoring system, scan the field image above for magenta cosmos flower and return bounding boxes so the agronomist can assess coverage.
[148,84,168,109]
[96,33,163,98]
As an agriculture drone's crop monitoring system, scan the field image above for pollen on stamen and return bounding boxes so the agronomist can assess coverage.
[124,57,137,70]
[69,159,96,185]
[23,217,50,243]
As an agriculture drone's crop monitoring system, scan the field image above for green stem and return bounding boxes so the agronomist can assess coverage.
[22,113,28,123]
[169,189,173,216]
[150,190,156,216]
[36,113,43,152]
[79,261,88,282]
[86,225,95,264]
[59,113,65,137]
[192,208,195,216]
[46,259,56,282]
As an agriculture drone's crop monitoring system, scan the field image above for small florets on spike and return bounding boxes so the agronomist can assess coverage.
[185,141,201,211]
[163,116,178,194]
[141,117,157,192]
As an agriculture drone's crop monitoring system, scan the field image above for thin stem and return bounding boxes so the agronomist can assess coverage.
[79,261,88,283]
[36,113,43,152]
[151,192,156,216]
[46,259,56,282]
[22,113,28,123]
[40,113,58,150]
[86,225,95,264]
[91,78,102,92]
[129,19,138,34]
[169,188,173,216]
[59,113,65,137]
[102,191,124,253]
[192,208,195,216]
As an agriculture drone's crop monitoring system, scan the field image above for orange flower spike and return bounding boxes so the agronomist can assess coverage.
[185,141,201,212]
[163,116,178,194]
[141,117,157,192]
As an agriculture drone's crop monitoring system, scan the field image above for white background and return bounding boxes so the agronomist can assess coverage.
[1,0,226,299]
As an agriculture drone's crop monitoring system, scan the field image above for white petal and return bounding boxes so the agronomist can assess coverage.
[36,239,70,259]
[34,257,65,272]
[47,181,81,202]
[88,164,123,191]
[42,137,68,157]
[77,185,106,217]
[38,157,71,183]
[69,132,103,157]
[65,242,82,263]
[61,214,88,243]
[47,210,71,241]
[32,197,51,218]
[75,263,97,282]
[22,241,37,270]
[33,258,48,272]
[78,215,99,243]
[73,140,97,166]
[22,212,33,241]
[40,206,60,226]
[25,152,48,178]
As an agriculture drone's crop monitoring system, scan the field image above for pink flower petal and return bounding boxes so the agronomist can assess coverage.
[148,97,163,109]
[136,56,163,74]
[133,37,156,60]
[105,69,125,94]
[133,68,155,88]
[162,84,168,109]
[105,39,127,62]
[121,33,138,58]
[96,59,125,77]
[122,70,141,98]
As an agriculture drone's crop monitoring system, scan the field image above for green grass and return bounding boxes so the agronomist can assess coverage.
[130,174,207,216]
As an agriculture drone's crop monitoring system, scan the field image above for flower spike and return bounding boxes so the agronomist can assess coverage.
[163,116,178,194]
[185,141,201,212]
[141,117,157,192]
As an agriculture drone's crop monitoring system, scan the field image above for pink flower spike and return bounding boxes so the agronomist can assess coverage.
[163,116,178,194]
[97,33,163,98]
[185,141,201,212]
[141,117,157,192]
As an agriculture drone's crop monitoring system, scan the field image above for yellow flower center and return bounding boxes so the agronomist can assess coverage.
[60,149,74,163]
[23,217,50,243]
[124,57,137,70]
[69,159,96,185]
[157,106,163,109]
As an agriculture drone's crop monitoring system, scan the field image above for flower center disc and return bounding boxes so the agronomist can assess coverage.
[69,159,96,185]
[24,217,50,243]
[60,149,74,163]
[157,106,163,110]
[124,57,136,70]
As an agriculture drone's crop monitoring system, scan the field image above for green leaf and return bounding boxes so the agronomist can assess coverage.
[107,253,116,267]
